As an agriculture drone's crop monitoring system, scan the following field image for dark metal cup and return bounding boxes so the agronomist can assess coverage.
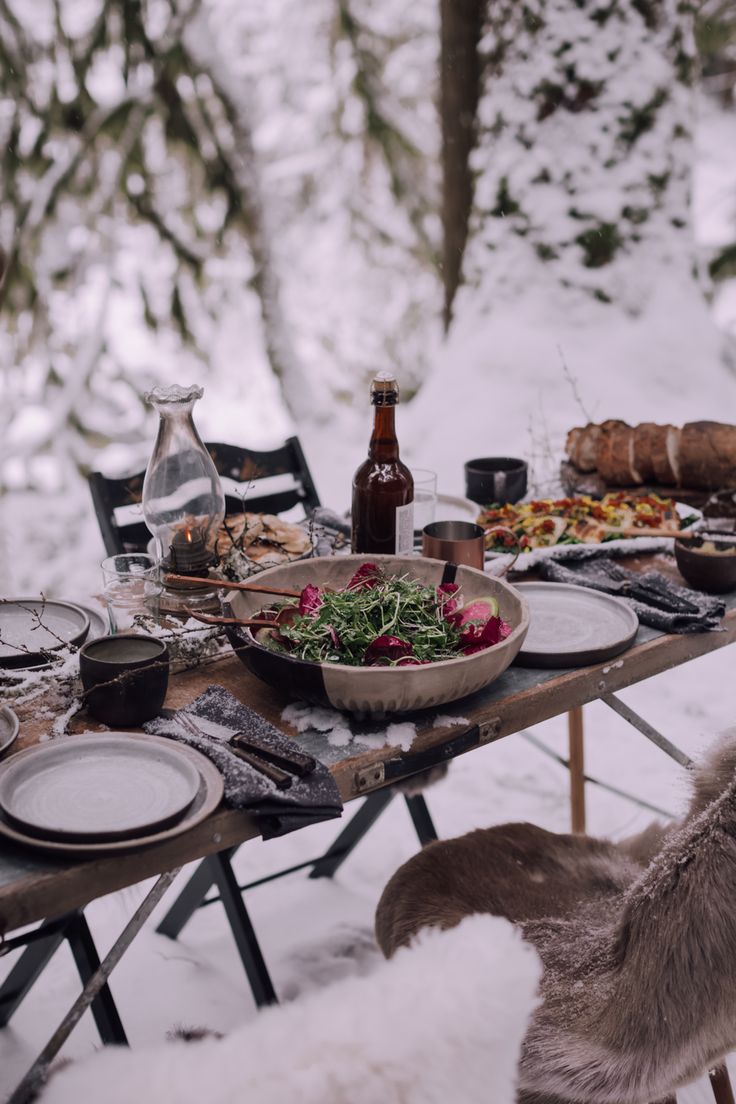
[421,521,486,571]
[464,457,528,506]
[79,634,169,727]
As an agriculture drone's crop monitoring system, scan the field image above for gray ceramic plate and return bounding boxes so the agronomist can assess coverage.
[0,706,19,756]
[0,741,223,856]
[513,582,639,668]
[71,602,108,641]
[0,598,90,668]
[0,733,201,842]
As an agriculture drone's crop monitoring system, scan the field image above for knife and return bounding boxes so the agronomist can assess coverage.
[182,713,317,777]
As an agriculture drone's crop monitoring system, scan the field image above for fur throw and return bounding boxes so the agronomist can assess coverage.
[38,914,541,1104]
[376,728,736,1103]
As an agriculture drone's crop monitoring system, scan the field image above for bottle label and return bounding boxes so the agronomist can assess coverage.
[395,502,414,555]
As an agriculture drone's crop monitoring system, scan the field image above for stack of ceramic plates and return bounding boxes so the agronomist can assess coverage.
[0,598,107,669]
[0,733,223,855]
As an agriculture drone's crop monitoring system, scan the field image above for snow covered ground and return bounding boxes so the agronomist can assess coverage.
[3,97,736,1103]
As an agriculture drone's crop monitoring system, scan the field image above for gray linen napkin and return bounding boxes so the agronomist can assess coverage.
[145,685,343,839]
[537,558,725,633]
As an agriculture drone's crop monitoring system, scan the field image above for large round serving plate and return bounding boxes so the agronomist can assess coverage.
[0,733,201,842]
[224,555,529,714]
[513,582,639,668]
[0,598,90,668]
[0,738,223,856]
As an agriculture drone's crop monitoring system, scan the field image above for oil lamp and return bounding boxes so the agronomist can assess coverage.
[142,384,225,610]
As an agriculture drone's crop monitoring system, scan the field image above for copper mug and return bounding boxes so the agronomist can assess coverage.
[421,521,486,571]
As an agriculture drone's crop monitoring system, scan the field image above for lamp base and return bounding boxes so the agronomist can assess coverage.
[160,575,221,616]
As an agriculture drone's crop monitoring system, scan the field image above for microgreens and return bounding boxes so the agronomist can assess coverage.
[273,574,462,666]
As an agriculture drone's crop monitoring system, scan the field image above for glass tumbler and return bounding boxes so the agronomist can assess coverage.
[101,554,162,634]
[412,469,438,535]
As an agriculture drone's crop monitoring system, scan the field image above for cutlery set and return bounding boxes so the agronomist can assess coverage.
[176,711,316,791]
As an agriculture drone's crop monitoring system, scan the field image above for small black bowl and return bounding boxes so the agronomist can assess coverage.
[79,634,169,727]
[674,537,736,595]
[464,457,528,505]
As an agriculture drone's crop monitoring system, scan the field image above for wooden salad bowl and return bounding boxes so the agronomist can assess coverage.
[223,555,530,715]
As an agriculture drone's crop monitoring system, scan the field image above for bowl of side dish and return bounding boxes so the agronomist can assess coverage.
[674,535,736,594]
[223,555,529,714]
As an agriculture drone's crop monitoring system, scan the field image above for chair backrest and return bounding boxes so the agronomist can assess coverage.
[88,436,321,556]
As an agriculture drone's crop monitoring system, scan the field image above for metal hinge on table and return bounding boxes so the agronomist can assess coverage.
[353,717,501,794]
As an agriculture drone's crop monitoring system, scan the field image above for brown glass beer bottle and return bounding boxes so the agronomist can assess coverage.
[351,374,414,554]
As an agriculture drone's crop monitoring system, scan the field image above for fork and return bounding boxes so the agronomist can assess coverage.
[176,712,292,790]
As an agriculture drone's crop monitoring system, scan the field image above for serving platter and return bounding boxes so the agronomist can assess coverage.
[485,501,701,569]
[0,706,19,757]
[0,733,202,842]
[513,582,639,668]
[0,598,90,668]
[0,737,223,856]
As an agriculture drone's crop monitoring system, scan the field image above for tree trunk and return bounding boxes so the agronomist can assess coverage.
[440,0,483,329]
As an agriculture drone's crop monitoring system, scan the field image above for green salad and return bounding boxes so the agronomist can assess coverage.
[252,562,512,667]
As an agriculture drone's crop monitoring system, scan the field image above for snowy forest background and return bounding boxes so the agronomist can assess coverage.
[1,0,736,584]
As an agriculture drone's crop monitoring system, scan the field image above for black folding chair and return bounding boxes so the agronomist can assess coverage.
[86,437,438,1007]
[88,436,322,557]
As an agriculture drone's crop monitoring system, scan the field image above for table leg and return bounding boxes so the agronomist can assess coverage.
[309,789,395,879]
[65,913,128,1045]
[0,923,68,1028]
[568,706,586,834]
[156,847,238,940]
[206,853,277,1007]
[711,1063,736,1104]
[6,869,179,1104]
[404,794,438,846]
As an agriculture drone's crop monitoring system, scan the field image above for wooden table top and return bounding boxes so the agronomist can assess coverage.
[2,579,736,934]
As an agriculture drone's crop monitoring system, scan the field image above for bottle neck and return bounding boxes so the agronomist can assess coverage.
[368,403,400,461]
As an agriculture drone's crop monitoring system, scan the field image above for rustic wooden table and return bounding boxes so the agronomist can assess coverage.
[2,573,736,1104]
[3,588,736,933]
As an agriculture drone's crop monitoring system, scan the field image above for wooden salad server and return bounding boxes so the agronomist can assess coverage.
[165,572,301,598]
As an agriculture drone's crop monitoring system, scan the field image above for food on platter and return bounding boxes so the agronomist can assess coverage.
[216,512,311,575]
[478,492,689,553]
[565,420,736,491]
[251,562,511,666]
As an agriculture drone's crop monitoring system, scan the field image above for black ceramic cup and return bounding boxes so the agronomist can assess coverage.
[464,457,528,506]
[79,634,169,727]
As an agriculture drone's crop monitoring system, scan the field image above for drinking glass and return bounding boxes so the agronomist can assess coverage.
[412,469,438,534]
[101,554,162,634]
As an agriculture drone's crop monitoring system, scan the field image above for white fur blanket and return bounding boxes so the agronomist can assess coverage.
[38,914,540,1104]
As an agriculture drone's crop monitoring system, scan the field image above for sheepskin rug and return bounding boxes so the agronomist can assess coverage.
[38,914,541,1104]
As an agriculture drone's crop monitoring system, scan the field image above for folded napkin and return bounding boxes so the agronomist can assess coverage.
[537,557,726,633]
[145,685,343,839]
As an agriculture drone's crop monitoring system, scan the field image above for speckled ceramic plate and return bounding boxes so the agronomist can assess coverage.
[0,733,201,842]
[71,602,108,640]
[0,598,90,668]
[0,741,223,856]
[0,706,19,756]
[513,582,639,668]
